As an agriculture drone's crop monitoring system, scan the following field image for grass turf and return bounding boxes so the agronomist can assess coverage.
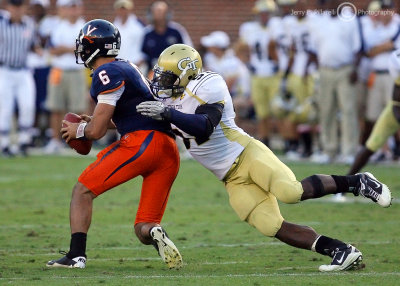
[0,155,399,285]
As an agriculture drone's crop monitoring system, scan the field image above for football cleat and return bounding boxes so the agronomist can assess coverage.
[47,254,86,269]
[150,226,183,269]
[354,172,392,208]
[319,245,363,272]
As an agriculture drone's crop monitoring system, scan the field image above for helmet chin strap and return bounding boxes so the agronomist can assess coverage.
[85,48,100,68]
[178,65,190,84]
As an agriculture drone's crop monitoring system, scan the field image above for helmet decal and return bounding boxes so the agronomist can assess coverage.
[177,57,199,71]
[86,25,97,36]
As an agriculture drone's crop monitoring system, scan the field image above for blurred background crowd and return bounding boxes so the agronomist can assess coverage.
[0,0,399,165]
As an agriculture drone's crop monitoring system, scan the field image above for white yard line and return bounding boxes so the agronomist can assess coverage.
[1,272,400,281]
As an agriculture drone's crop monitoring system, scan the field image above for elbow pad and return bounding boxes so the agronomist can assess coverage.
[195,102,223,127]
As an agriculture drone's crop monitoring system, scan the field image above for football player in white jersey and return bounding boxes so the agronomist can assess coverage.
[281,0,317,158]
[238,0,281,147]
[137,44,392,272]
[348,49,400,175]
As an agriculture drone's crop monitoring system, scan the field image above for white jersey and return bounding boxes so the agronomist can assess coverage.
[113,14,145,64]
[203,50,251,98]
[290,17,315,77]
[162,71,252,180]
[389,49,400,84]
[364,14,400,71]
[309,15,360,68]
[275,15,296,73]
[50,18,86,70]
[239,19,279,76]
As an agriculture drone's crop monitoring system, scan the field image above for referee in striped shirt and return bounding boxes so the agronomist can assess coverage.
[0,0,36,157]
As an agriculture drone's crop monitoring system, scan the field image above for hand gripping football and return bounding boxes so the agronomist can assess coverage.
[63,113,92,155]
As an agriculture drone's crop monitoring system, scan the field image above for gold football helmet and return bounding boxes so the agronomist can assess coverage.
[151,44,202,99]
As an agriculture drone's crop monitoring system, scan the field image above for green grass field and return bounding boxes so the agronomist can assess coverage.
[0,154,399,285]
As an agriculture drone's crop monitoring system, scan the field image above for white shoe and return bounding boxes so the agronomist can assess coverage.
[285,150,301,161]
[319,245,363,272]
[335,155,355,165]
[43,139,64,154]
[355,172,392,208]
[150,227,182,269]
[370,150,391,163]
[310,152,331,164]
[331,193,347,203]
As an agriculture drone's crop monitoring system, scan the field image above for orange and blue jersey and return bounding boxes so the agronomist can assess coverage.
[80,59,179,225]
[90,59,173,137]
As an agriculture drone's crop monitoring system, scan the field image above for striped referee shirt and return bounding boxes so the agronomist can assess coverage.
[0,11,36,69]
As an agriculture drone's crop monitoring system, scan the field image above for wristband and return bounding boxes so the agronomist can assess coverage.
[76,122,87,139]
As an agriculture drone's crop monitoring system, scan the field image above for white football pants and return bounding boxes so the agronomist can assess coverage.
[0,67,35,148]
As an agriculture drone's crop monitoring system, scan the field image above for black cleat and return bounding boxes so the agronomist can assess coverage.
[47,254,86,268]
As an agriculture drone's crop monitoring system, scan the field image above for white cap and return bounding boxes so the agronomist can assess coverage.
[201,31,230,49]
[114,0,134,10]
[367,0,381,11]
[253,0,277,13]
[56,0,82,7]
[30,0,50,7]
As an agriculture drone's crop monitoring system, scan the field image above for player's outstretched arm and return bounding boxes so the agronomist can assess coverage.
[137,101,223,140]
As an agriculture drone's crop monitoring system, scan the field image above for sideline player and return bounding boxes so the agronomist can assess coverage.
[137,44,392,272]
[348,49,400,175]
[46,19,182,269]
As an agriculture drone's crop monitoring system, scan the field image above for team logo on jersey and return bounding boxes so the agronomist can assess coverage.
[177,57,199,71]
[86,25,97,36]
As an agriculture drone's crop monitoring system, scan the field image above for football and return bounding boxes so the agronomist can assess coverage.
[63,112,92,155]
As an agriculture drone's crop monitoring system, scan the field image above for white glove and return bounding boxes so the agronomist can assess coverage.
[136,101,166,120]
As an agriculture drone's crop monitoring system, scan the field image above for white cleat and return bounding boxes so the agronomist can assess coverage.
[150,227,183,269]
[356,172,392,208]
[319,245,363,272]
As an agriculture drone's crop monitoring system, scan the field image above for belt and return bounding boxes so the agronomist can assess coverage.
[373,70,389,74]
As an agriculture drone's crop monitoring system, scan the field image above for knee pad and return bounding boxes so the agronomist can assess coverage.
[303,175,324,198]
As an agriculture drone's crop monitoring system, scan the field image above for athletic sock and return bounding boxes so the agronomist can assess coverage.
[300,132,312,156]
[331,175,360,194]
[67,232,87,258]
[313,235,347,257]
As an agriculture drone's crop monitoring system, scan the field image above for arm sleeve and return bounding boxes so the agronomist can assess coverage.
[161,103,224,141]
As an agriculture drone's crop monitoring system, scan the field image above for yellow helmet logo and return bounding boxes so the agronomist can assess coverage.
[177,57,199,71]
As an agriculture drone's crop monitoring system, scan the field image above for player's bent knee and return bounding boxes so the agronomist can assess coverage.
[246,204,284,237]
[272,181,303,204]
[134,222,159,245]
[72,182,96,198]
